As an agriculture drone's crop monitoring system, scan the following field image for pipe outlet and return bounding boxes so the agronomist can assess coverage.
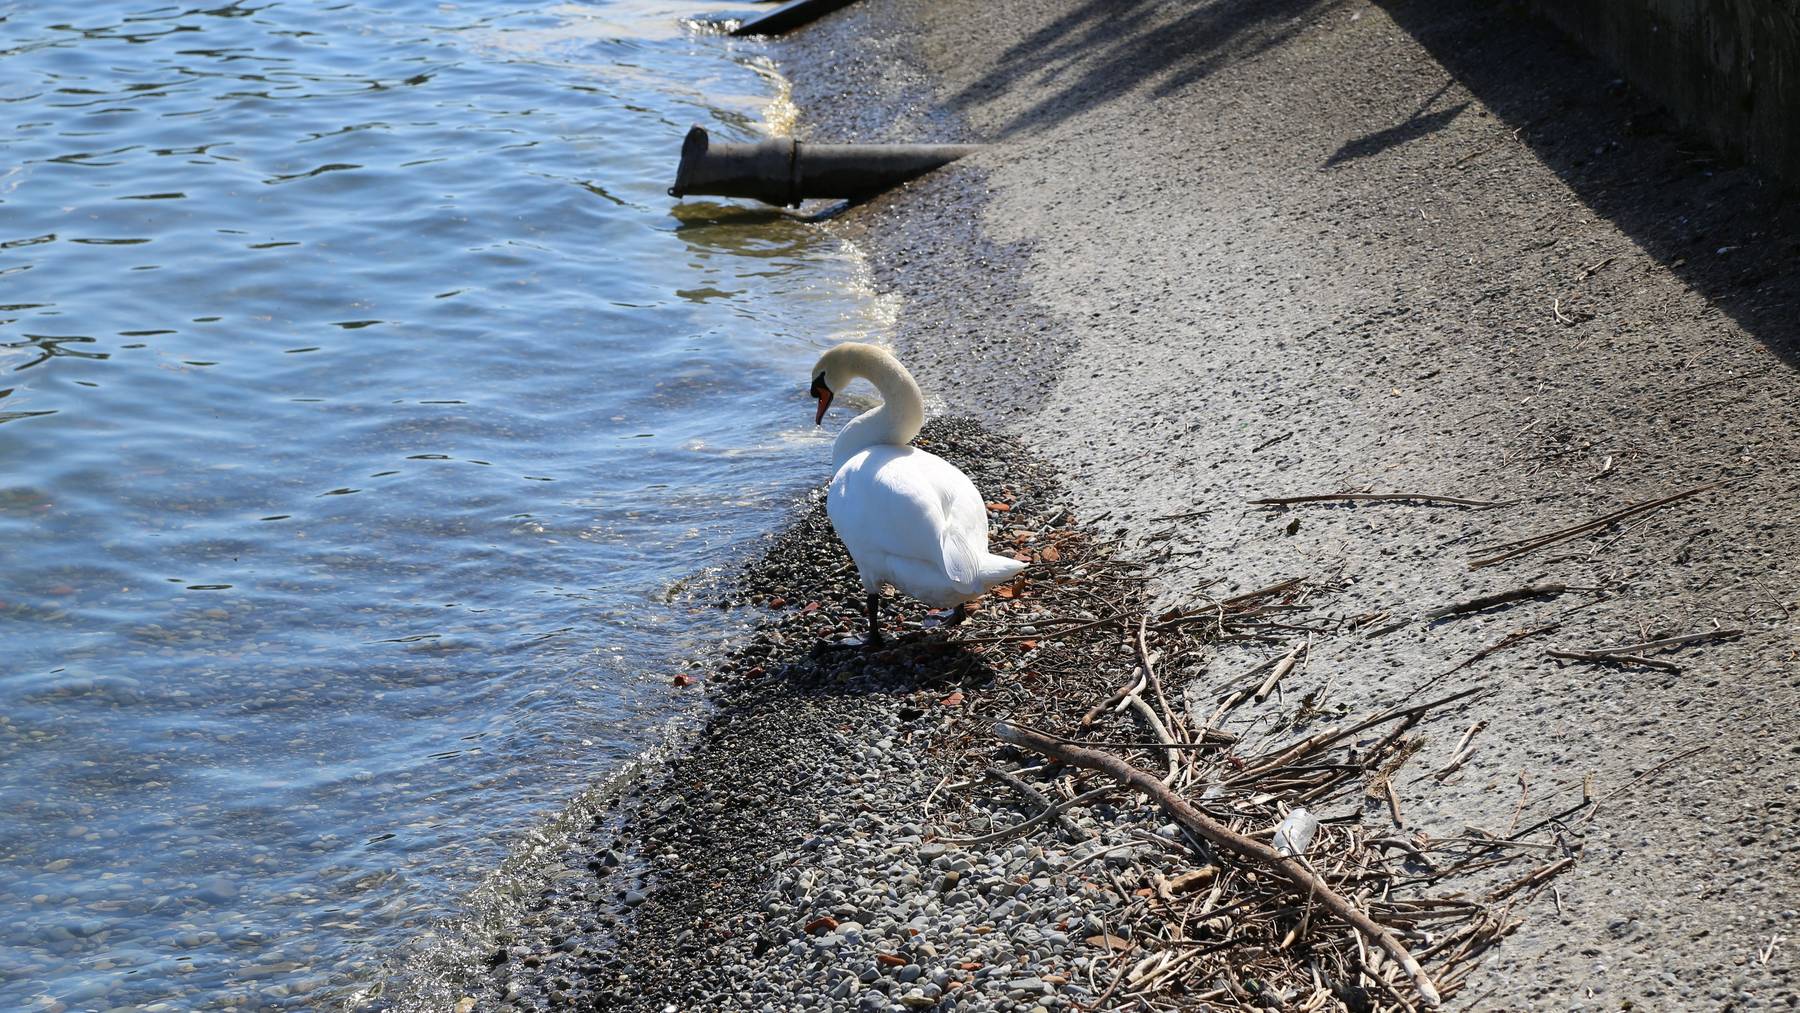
[667,125,979,208]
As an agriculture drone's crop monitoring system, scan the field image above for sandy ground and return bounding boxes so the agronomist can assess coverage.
[786,0,1800,1007]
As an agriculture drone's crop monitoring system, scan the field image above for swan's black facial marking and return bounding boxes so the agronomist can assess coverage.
[811,373,833,425]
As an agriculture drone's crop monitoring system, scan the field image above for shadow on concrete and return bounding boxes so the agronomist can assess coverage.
[1324,78,1469,167]
[1374,0,1800,363]
[946,0,1337,135]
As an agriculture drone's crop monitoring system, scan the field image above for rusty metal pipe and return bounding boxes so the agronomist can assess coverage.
[666,125,979,207]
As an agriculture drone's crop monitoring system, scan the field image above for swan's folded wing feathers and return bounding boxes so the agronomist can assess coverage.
[827,445,1007,603]
[829,449,956,571]
[937,523,979,588]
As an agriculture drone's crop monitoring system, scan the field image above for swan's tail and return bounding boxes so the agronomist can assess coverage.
[940,527,1027,597]
[974,552,1027,591]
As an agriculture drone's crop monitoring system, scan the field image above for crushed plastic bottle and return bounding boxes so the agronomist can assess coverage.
[1272,807,1319,858]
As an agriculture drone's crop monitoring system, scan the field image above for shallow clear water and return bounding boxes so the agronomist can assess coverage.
[0,1,874,1008]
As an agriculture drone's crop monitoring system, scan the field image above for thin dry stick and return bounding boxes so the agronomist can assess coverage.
[1452,623,1561,670]
[958,609,1132,646]
[1413,623,1562,695]
[1123,694,1182,783]
[1574,743,1712,832]
[1081,669,1146,728]
[1419,721,1487,783]
[996,722,1443,1009]
[1584,628,1743,655]
[1575,255,1616,281]
[1148,507,1212,522]
[1157,578,1310,633]
[1546,649,1681,673]
[1489,857,1576,901]
[1135,617,1179,736]
[1043,733,1238,750]
[1668,365,1774,398]
[1232,686,1485,784]
[1469,483,1717,568]
[1448,721,1486,759]
[936,784,1117,847]
[982,763,1084,838]
[1251,492,1511,508]
[1255,641,1308,703]
[1423,584,1567,620]
[1507,771,1531,835]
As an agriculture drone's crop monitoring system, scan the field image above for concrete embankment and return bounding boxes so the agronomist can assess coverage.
[1523,0,1800,189]
[788,0,1800,1007]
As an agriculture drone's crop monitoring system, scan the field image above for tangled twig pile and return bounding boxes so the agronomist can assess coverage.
[926,538,1580,1011]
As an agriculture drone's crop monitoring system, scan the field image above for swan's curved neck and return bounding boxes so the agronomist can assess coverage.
[833,350,924,467]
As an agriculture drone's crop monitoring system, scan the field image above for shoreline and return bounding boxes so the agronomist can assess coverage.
[456,419,1170,1012]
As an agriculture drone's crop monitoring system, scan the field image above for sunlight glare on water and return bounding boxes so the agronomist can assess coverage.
[0,0,871,1007]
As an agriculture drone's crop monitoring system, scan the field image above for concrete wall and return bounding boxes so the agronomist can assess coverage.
[1521,0,1800,187]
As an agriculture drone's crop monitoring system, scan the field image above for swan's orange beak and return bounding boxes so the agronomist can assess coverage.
[810,375,833,426]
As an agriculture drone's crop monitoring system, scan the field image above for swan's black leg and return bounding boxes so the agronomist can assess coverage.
[945,602,970,627]
[865,593,885,649]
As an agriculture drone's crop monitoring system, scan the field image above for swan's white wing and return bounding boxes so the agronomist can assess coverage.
[827,446,993,604]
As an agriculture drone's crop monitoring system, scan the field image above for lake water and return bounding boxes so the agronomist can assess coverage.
[0,1,880,1007]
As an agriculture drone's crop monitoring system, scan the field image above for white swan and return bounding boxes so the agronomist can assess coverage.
[808,342,1027,647]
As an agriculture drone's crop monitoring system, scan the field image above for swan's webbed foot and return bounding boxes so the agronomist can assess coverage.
[922,602,970,630]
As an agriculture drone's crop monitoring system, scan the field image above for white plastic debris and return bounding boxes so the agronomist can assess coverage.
[1272,807,1319,858]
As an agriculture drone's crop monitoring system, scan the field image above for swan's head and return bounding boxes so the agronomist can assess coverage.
[808,342,881,426]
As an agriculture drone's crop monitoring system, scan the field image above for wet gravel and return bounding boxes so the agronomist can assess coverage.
[451,418,1170,1013]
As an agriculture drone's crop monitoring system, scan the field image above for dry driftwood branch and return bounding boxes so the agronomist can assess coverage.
[1081,669,1146,728]
[1037,731,1239,751]
[1418,721,1487,783]
[959,609,1133,646]
[1152,577,1310,634]
[1384,779,1405,827]
[1423,583,1567,620]
[1251,491,1511,509]
[1469,483,1717,568]
[1218,576,1309,608]
[995,721,1443,1008]
[1668,365,1775,398]
[1575,255,1616,281]
[1507,798,1593,842]
[1490,857,1576,902]
[1124,694,1182,783]
[1453,623,1561,669]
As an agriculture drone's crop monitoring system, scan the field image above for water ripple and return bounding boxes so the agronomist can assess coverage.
[0,0,874,1009]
